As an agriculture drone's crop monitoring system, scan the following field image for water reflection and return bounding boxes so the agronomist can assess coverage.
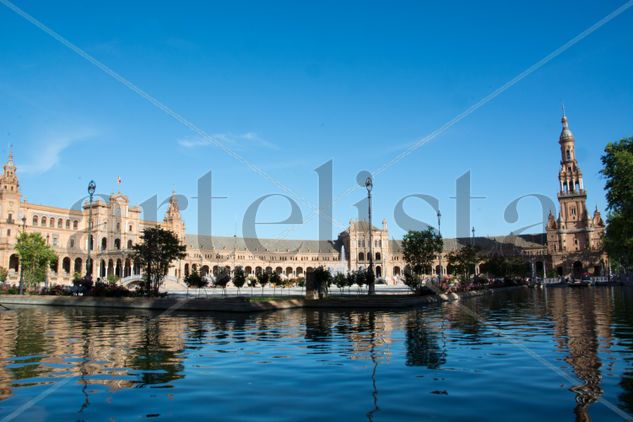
[0,288,632,420]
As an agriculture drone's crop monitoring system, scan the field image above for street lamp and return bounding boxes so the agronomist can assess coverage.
[18,216,26,294]
[365,176,375,295]
[471,226,475,246]
[86,180,96,279]
[437,210,442,279]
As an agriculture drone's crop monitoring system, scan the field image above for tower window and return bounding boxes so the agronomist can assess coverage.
[566,149,571,160]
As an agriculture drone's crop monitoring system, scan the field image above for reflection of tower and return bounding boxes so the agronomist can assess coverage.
[548,288,613,421]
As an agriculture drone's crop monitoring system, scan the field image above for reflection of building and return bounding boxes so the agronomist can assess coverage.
[548,288,613,421]
[0,308,187,402]
[0,113,606,285]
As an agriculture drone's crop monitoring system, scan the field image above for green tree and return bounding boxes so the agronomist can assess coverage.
[270,271,282,295]
[131,227,186,296]
[601,137,633,270]
[214,268,231,295]
[184,269,207,290]
[479,254,508,278]
[333,273,347,294]
[0,266,8,283]
[15,232,57,291]
[447,245,480,280]
[312,266,332,296]
[256,272,269,296]
[402,228,443,275]
[233,266,246,294]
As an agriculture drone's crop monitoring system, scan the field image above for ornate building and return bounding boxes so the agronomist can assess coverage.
[0,112,607,287]
[545,112,607,277]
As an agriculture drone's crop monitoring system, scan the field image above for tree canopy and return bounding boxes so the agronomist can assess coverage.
[131,227,186,295]
[601,137,633,270]
[15,232,57,289]
[401,228,443,275]
[447,245,480,280]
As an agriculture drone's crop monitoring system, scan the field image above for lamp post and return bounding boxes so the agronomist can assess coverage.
[18,216,26,294]
[437,210,442,279]
[86,180,96,279]
[471,226,475,246]
[365,176,375,295]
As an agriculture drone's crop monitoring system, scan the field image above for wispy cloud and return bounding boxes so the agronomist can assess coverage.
[20,130,96,175]
[178,132,278,151]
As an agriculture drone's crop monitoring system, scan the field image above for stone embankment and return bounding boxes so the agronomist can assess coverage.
[0,286,527,313]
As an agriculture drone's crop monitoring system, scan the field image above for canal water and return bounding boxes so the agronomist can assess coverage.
[1,287,633,421]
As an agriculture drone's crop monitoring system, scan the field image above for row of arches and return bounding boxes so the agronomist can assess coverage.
[358,252,382,262]
[183,264,390,278]
[100,237,133,251]
[32,215,79,230]
[98,258,141,278]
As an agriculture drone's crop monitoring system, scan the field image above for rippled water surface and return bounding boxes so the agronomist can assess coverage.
[1,287,633,421]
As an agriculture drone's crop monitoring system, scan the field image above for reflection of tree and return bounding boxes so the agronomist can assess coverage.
[305,311,332,343]
[129,317,185,386]
[10,309,47,381]
[405,311,445,369]
[613,288,633,414]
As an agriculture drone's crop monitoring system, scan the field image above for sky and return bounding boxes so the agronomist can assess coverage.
[0,0,632,241]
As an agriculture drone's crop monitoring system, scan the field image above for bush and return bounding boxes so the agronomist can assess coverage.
[89,281,132,297]
[40,285,72,296]
[0,284,20,295]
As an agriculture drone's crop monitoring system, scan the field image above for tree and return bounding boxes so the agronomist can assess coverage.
[402,228,443,275]
[15,232,57,290]
[479,254,508,278]
[233,266,246,294]
[312,266,332,296]
[601,137,633,270]
[131,227,186,296]
[333,273,347,294]
[0,267,8,283]
[214,268,231,295]
[447,245,480,280]
[270,271,282,295]
[354,268,367,293]
[403,265,422,293]
[257,272,269,296]
[184,269,207,294]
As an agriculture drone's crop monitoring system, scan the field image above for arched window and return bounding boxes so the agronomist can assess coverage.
[566,149,571,160]
[62,257,71,273]
[393,266,401,276]
[74,258,83,274]
[57,219,62,228]
[184,263,190,277]
[66,219,70,229]
[9,254,19,271]
[32,215,38,226]
[101,237,107,251]
[73,220,78,230]
[358,252,365,262]
[114,238,121,250]
[375,252,381,261]
[41,216,47,226]
[49,218,55,227]
[127,240,133,249]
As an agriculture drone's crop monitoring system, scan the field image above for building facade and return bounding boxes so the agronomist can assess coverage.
[0,113,607,287]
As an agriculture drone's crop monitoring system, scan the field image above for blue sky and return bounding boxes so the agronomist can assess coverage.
[1,0,632,241]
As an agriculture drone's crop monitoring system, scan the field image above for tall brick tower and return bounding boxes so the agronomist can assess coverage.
[546,111,606,277]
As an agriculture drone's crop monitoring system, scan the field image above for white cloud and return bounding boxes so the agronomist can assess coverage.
[19,130,96,175]
[178,132,278,151]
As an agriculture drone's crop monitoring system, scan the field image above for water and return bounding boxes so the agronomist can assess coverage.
[1,287,633,421]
